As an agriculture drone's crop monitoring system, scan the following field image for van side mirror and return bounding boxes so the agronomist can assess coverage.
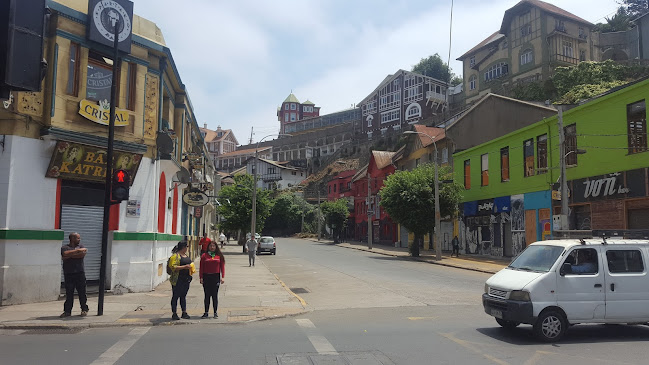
[560,262,572,276]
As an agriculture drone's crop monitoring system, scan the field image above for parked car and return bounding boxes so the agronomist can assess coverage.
[482,230,649,342]
[243,233,261,253]
[257,236,276,255]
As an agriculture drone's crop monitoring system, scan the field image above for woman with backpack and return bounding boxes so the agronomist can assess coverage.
[200,241,225,318]
[167,241,194,320]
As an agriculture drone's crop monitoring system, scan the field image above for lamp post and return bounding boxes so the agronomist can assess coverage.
[404,131,441,260]
[250,134,292,241]
[558,107,586,231]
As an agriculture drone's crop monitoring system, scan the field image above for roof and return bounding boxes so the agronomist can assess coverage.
[351,164,369,183]
[257,158,301,171]
[500,0,593,34]
[303,100,315,105]
[371,151,397,170]
[457,31,504,60]
[413,125,446,147]
[331,170,357,181]
[283,93,300,104]
[447,93,557,131]
[218,146,272,158]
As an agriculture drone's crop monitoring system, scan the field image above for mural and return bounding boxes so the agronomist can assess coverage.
[510,194,526,256]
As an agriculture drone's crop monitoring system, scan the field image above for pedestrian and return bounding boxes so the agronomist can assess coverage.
[219,232,226,248]
[168,241,195,320]
[451,235,460,257]
[226,232,230,243]
[245,237,259,267]
[60,232,89,317]
[199,233,212,255]
[200,241,225,318]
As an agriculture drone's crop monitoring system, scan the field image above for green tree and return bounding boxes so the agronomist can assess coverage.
[265,192,308,235]
[412,54,461,85]
[320,199,350,243]
[620,0,649,18]
[217,174,272,242]
[379,165,462,257]
[596,6,631,32]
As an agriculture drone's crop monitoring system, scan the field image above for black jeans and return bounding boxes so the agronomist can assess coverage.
[64,272,89,313]
[171,277,191,314]
[202,273,221,313]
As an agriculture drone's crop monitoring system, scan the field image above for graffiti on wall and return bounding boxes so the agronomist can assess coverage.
[510,194,526,256]
[464,224,479,254]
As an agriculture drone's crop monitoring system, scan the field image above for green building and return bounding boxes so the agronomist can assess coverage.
[453,77,649,258]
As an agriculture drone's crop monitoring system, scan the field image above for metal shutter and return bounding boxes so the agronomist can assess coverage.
[60,205,104,282]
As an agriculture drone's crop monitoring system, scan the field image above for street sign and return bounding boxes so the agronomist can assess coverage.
[183,189,209,207]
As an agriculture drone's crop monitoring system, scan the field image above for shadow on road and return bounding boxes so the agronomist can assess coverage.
[477,323,649,345]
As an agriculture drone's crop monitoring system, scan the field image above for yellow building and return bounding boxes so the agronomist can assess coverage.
[0,0,214,305]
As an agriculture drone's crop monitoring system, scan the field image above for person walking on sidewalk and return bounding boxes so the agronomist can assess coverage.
[451,235,460,257]
[200,242,225,319]
[245,237,259,267]
[219,232,226,248]
[200,234,212,255]
[168,241,195,320]
[60,232,89,317]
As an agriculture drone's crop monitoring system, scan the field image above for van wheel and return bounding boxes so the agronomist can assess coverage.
[495,318,520,329]
[533,310,567,342]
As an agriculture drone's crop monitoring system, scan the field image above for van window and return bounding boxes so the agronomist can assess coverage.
[564,248,598,275]
[606,250,645,273]
[509,245,564,272]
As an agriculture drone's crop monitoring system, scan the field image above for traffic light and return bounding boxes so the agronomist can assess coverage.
[112,169,130,202]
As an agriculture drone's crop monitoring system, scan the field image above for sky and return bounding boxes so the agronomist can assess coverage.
[131,0,620,146]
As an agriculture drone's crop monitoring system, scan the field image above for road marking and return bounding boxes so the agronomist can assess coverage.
[296,319,338,355]
[440,332,509,365]
[275,274,307,308]
[0,329,25,335]
[408,316,438,321]
[524,350,635,365]
[89,327,150,365]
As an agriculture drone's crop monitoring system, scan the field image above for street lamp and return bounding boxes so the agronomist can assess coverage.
[250,134,292,241]
[404,130,442,260]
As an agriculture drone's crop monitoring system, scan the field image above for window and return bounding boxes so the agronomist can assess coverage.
[441,148,448,163]
[403,74,423,103]
[469,75,476,90]
[86,52,113,102]
[291,171,297,175]
[565,124,577,166]
[66,42,80,96]
[555,19,565,32]
[500,147,509,182]
[627,100,647,153]
[334,184,337,192]
[521,23,531,37]
[290,113,296,122]
[469,56,475,68]
[607,250,645,273]
[579,50,586,61]
[415,158,420,167]
[291,104,296,110]
[363,100,377,116]
[381,109,400,124]
[484,63,508,81]
[524,139,534,177]
[329,185,331,193]
[481,154,489,186]
[520,49,533,66]
[285,104,289,110]
[537,134,548,173]
[125,63,137,111]
[405,103,421,120]
[563,41,574,58]
[564,248,598,275]
[464,160,471,189]
[284,113,289,122]
[366,115,373,127]
[579,27,585,38]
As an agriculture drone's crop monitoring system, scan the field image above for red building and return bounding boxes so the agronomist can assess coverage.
[351,151,398,244]
[277,93,320,135]
[327,170,356,201]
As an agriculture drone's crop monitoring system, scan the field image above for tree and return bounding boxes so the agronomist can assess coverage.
[379,165,462,257]
[217,174,272,242]
[620,0,649,18]
[265,192,308,235]
[320,199,350,243]
[596,6,631,33]
[412,54,461,85]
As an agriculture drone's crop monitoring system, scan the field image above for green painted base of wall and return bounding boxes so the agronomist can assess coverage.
[0,229,64,240]
[112,232,184,241]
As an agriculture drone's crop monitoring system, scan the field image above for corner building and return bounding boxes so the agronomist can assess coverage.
[0,0,213,305]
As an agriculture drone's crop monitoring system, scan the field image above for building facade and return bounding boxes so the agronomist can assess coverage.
[200,125,238,166]
[0,0,214,305]
[245,158,306,191]
[277,93,320,135]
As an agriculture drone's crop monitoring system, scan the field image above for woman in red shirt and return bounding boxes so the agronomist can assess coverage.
[200,241,225,318]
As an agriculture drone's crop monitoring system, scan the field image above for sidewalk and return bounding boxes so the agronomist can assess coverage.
[311,238,510,274]
[0,244,307,329]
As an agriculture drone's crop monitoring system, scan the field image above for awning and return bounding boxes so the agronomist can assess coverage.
[41,127,148,154]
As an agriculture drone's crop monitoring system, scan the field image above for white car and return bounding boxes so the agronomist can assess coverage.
[483,230,649,342]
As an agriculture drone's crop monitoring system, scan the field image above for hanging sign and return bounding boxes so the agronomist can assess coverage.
[79,99,130,126]
[87,0,134,54]
[183,189,209,207]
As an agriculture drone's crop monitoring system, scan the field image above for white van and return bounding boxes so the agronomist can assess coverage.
[483,231,649,342]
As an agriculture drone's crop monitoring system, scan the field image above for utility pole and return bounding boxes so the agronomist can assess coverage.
[250,148,258,239]
[433,146,441,260]
[317,184,322,240]
[367,174,373,249]
[558,106,569,231]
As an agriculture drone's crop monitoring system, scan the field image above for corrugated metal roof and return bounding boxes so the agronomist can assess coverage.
[457,31,504,60]
[371,151,397,170]
[413,125,446,147]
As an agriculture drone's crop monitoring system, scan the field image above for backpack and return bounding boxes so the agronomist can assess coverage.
[166,253,177,275]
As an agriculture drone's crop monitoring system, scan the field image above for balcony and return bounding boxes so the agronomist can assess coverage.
[260,173,281,182]
[551,54,579,65]
[426,90,446,103]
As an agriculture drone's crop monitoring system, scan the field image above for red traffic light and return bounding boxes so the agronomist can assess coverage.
[113,169,130,185]
[116,170,126,183]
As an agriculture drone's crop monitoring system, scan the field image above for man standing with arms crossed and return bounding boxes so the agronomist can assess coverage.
[61,232,89,317]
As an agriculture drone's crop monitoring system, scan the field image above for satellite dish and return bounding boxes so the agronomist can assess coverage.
[156,133,174,155]
[175,167,190,184]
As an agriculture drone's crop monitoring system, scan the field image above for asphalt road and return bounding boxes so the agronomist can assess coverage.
[3,237,649,365]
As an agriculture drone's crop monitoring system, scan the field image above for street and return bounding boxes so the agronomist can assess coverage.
[3,237,649,365]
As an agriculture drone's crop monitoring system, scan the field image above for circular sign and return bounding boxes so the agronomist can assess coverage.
[92,0,132,43]
[183,190,209,207]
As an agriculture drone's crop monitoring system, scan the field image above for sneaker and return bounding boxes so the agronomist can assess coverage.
[171,313,180,320]
[181,312,190,320]
[80,311,88,317]
[214,313,218,319]
[201,313,209,319]
[60,312,71,318]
